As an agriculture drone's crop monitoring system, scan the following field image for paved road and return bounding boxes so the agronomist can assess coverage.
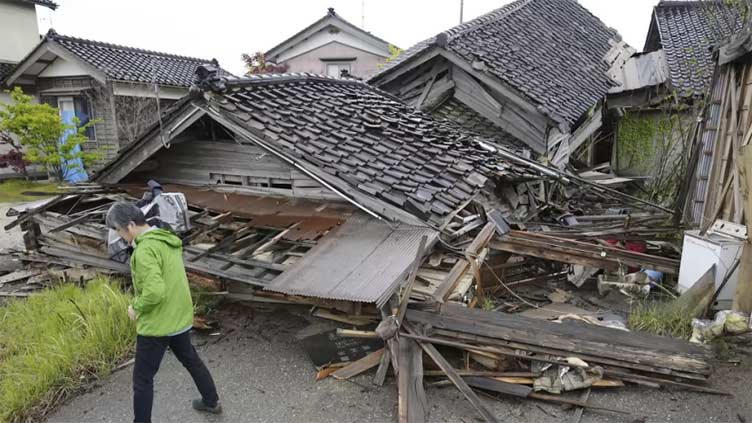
[46,302,751,423]
[0,202,24,252]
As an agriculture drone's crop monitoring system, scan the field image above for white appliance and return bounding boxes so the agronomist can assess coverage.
[678,220,747,310]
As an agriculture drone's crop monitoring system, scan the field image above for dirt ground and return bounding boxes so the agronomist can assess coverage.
[45,302,752,423]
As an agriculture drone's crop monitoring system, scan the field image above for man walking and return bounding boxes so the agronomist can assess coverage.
[106,202,221,423]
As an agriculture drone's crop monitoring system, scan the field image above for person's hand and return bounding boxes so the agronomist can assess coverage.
[127,305,138,321]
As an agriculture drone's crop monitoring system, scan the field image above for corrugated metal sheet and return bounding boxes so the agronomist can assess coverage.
[609,50,669,94]
[690,69,727,224]
[265,212,438,306]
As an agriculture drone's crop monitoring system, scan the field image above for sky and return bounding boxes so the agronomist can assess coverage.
[36,0,658,76]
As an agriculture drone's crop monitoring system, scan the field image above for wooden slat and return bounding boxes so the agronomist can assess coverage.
[331,348,384,380]
[406,324,499,423]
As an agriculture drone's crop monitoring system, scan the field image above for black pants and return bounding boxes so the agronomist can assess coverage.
[133,330,219,423]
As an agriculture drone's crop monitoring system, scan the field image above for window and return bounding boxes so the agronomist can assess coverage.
[326,63,351,78]
[43,96,96,140]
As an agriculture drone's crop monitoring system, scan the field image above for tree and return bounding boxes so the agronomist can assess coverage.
[0,130,29,177]
[241,52,289,75]
[0,87,101,181]
[377,44,404,69]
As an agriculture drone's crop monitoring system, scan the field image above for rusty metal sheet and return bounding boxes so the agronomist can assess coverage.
[265,212,438,306]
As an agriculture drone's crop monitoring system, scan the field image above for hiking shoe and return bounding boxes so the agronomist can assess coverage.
[192,399,222,415]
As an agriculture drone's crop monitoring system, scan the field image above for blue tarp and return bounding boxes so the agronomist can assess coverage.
[59,109,88,183]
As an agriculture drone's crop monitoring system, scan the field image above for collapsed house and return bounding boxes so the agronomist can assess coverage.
[368,0,633,160]
[1,67,721,421]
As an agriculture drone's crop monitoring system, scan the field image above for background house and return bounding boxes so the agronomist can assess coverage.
[0,0,57,103]
[369,0,632,157]
[2,29,226,167]
[264,7,393,79]
[607,0,741,206]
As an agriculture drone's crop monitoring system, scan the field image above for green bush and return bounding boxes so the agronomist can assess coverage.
[628,300,693,339]
[0,279,135,422]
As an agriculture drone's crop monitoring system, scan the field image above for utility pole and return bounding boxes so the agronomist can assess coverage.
[460,0,464,24]
[362,0,366,28]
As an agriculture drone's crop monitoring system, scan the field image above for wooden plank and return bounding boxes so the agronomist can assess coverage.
[431,258,470,303]
[335,329,379,339]
[331,348,384,380]
[397,235,429,325]
[406,325,499,423]
[415,65,442,110]
[463,377,629,415]
[398,338,428,423]
[0,270,39,286]
[406,305,711,377]
[675,266,715,318]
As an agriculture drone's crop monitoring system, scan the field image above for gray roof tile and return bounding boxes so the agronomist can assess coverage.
[371,0,622,125]
[649,1,742,96]
[45,30,229,87]
[207,73,534,221]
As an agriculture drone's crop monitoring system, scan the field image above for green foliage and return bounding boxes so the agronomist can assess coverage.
[0,87,102,181]
[628,300,693,339]
[377,44,404,69]
[0,279,135,422]
[0,179,61,203]
[191,285,222,316]
[617,109,688,205]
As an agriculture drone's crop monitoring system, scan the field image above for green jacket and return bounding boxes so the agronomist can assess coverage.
[130,228,193,337]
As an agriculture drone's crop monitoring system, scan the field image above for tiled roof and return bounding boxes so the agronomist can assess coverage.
[430,98,525,150]
[46,30,223,87]
[0,62,15,84]
[648,1,741,96]
[371,0,622,125]
[208,74,531,224]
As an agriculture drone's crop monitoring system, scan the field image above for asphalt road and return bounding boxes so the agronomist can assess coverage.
[46,303,751,423]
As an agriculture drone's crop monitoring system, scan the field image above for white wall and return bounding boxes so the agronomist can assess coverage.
[0,1,40,63]
[38,56,89,78]
[273,26,388,64]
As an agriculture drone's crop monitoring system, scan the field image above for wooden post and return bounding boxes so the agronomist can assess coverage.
[398,338,428,423]
[733,145,752,312]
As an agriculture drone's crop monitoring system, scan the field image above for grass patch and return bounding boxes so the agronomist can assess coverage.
[0,278,135,422]
[0,179,61,203]
[628,300,694,339]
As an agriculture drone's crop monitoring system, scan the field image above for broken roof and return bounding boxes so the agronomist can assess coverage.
[97,72,537,226]
[5,29,228,87]
[644,0,742,96]
[430,97,524,149]
[370,0,624,126]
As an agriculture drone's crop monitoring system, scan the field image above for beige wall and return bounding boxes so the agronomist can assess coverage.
[0,1,40,63]
[283,42,386,79]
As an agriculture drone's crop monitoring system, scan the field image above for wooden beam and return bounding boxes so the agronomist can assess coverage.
[397,235,428,325]
[370,48,443,87]
[398,338,428,423]
[734,144,752,312]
